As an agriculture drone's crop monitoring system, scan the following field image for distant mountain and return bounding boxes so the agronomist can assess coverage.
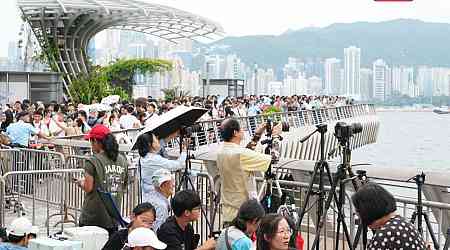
[204,19,450,69]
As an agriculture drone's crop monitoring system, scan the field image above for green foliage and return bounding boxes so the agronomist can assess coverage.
[102,58,172,94]
[161,86,190,101]
[68,58,172,104]
[263,106,282,115]
[68,67,128,104]
[33,38,59,72]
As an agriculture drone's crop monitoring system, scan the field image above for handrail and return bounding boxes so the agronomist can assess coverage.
[55,104,376,140]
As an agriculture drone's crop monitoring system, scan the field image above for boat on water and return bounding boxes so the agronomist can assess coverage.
[433,106,450,114]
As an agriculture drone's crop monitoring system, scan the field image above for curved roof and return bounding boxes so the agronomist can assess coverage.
[17,0,224,95]
[18,0,224,41]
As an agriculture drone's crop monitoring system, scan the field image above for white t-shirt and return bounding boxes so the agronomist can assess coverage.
[49,120,65,137]
[143,112,159,127]
[119,114,139,129]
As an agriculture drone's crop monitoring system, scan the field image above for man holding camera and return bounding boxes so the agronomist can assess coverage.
[217,118,281,226]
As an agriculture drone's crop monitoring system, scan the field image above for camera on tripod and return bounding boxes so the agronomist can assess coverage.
[334,122,363,143]
[264,118,290,136]
[180,124,202,137]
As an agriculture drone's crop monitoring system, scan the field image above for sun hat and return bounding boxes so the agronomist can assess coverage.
[151,169,173,187]
[127,227,166,249]
[8,217,32,237]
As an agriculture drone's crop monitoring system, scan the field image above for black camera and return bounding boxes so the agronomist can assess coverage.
[265,119,290,135]
[334,122,362,141]
[180,124,203,137]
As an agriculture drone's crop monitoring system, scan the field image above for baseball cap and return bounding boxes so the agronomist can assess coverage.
[84,124,111,140]
[151,169,172,187]
[8,217,32,237]
[128,227,166,249]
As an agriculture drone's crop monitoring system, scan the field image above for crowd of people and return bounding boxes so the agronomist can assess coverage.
[0,95,353,147]
[0,95,430,250]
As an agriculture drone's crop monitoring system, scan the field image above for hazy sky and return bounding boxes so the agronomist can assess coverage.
[2,0,450,57]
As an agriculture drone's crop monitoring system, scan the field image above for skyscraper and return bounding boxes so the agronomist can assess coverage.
[324,58,341,95]
[372,59,388,101]
[360,68,373,101]
[344,46,361,98]
[417,66,433,97]
[392,66,414,96]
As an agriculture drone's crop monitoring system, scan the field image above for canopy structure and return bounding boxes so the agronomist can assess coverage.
[17,0,224,93]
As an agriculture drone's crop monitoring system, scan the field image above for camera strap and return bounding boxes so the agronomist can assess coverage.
[225,227,233,250]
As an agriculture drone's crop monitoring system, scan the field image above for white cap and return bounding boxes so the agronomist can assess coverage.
[8,217,32,237]
[151,169,172,187]
[128,227,167,249]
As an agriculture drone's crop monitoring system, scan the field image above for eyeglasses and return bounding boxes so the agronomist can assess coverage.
[276,228,293,236]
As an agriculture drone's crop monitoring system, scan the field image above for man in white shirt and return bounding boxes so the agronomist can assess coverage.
[119,105,140,129]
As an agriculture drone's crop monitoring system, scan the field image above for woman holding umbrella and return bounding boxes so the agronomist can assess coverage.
[135,131,186,201]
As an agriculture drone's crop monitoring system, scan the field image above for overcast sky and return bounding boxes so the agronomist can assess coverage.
[2,0,450,57]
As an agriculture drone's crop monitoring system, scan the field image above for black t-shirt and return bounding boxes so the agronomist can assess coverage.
[368,215,427,250]
[157,216,199,250]
[102,228,128,250]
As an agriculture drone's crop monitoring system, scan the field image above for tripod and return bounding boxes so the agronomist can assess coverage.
[409,173,439,250]
[258,122,283,212]
[297,124,355,250]
[352,170,370,250]
[176,129,220,238]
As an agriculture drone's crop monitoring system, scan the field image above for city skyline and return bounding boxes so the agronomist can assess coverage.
[2,0,450,57]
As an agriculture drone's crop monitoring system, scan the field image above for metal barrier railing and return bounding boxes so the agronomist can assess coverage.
[47,104,379,160]
[4,141,450,248]
[0,169,84,235]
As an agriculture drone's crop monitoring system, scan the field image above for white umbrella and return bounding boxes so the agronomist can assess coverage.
[131,106,207,149]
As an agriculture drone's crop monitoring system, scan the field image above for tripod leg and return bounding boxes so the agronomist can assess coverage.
[423,213,439,250]
[298,161,321,225]
[410,211,417,224]
[443,228,450,250]
[354,223,362,247]
[311,166,354,250]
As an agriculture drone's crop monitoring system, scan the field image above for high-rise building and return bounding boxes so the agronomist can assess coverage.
[372,59,388,101]
[224,54,244,79]
[324,58,341,95]
[360,68,373,101]
[307,76,323,95]
[431,67,450,96]
[417,66,433,97]
[283,74,308,96]
[344,46,361,98]
[392,66,414,96]
[8,41,20,63]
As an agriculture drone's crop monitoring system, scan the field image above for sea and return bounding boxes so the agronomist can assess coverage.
[352,111,450,172]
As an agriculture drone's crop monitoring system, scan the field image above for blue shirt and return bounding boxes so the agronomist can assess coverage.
[6,120,38,147]
[143,190,170,232]
[0,243,27,250]
[139,152,186,194]
[217,226,252,250]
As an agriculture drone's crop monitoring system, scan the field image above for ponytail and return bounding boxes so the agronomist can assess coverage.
[100,134,119,161]
[136,133,154,157]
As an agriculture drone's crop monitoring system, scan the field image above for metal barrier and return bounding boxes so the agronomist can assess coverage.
[1,147,450,249]
[0,169,84,235]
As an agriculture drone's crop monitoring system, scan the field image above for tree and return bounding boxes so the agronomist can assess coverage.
[102,58,172,95]
[161,86,190,101]
[68,66,128,104]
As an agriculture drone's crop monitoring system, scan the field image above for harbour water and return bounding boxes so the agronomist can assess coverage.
[352,111,450,171]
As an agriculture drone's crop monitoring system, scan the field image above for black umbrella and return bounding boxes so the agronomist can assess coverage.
[132,106,208,149]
